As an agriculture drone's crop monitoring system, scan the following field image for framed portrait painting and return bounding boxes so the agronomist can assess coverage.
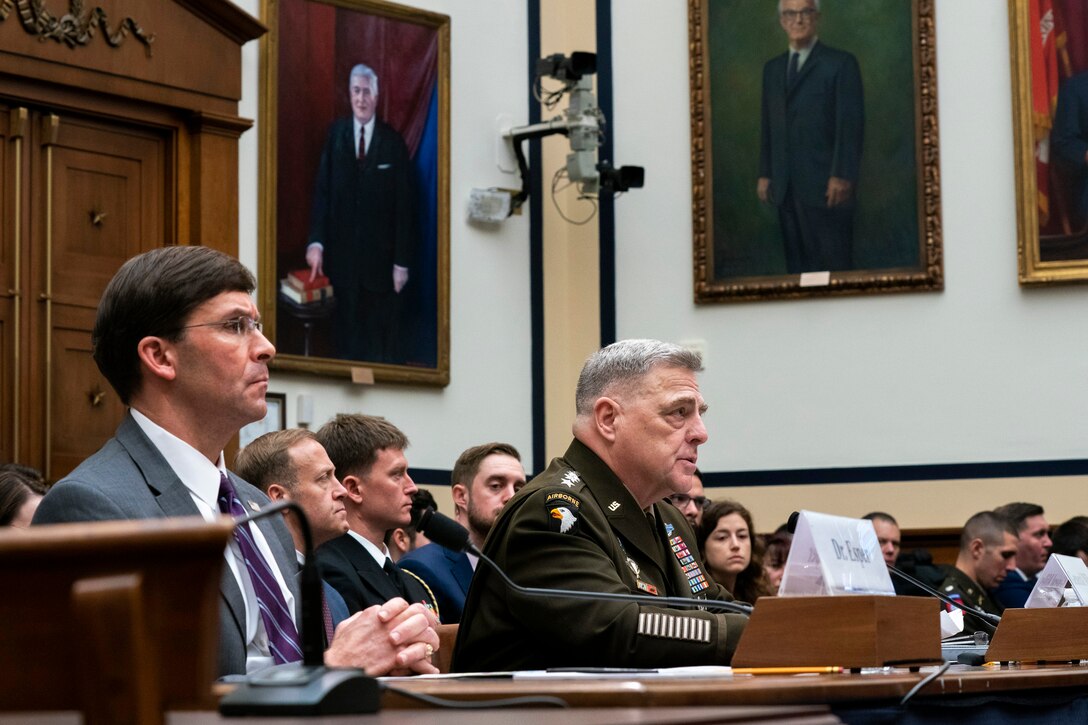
[689,0,943,302]
[1010,0,1088,284]
[260,0,450,384]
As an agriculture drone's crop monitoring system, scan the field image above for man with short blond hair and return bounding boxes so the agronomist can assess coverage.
[401,442,526,622]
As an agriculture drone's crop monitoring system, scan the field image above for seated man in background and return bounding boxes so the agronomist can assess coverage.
[453,339,748,671]
[32,246,435,676]
[991,502,1052,609]
[315,414,438,618]
[234,428,438,672]
[940,511,1018,638]
[666,467,707,528]
[386,489,437,563]
[1052,516,1088,566]
[400,442,526,623]
[862,512,901,568]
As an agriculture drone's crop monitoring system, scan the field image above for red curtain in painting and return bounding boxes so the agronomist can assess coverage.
[275,0,438,269]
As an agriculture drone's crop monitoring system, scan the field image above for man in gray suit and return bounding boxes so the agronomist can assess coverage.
[33,246,438,677]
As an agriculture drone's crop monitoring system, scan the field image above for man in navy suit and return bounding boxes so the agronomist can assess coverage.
[33,246,437,676]
[758,0,864,274]
[306,63,415,363]
[315,414,438,618]
[401,443,526,623]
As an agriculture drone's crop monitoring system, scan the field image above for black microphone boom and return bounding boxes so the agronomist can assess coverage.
[417,507,752,615]
[887,565,1001,631]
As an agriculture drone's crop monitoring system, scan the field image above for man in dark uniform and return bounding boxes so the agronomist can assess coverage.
[306,63,415,363]
[452,340,747,671]
[940,511,1018,638]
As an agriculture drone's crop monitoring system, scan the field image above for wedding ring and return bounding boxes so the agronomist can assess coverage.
[425,643,434,659]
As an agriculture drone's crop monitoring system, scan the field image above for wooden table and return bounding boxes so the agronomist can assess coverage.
[380,662,1088,709]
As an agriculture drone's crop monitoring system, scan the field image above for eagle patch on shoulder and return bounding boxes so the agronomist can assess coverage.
[544,502,578,531]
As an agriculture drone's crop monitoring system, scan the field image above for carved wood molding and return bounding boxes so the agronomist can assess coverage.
[0,0,154,56]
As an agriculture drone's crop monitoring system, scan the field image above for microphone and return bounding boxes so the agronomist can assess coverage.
[887,564,1000,631]
[416,507,753,615]
[784,510,1000,632]
[219,499,379,716]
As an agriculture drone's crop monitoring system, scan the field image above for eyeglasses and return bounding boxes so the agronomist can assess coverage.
[182,315,263,336]
[667,493,708,509]
[781,8,818,22]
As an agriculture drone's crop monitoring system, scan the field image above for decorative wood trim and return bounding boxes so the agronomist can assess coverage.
[0,0,154,55]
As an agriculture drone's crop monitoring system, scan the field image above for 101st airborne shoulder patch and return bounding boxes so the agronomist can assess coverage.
[545,491,581,534]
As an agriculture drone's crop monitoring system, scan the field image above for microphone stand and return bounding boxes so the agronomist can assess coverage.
[218,500,380,716]
[888,565,1000,632]
[418,508,753,615]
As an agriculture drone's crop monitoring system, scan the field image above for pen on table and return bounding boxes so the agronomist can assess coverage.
[732,666,843,675]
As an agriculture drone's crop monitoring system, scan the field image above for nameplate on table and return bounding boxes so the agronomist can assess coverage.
[779,510,894,597]
[1025,553,1088,608]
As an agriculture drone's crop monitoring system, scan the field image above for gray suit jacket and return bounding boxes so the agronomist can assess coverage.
[33,412,301,676]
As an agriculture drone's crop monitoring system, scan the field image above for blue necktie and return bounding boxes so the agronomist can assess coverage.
[787,51,799,87]
[218,474,303,665]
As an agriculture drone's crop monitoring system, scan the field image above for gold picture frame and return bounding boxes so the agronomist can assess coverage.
[690,0,943,302]
[259,0,450,383]
[1009,0,1088,284]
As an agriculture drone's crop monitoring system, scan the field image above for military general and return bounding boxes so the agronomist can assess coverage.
[452,339,748,671]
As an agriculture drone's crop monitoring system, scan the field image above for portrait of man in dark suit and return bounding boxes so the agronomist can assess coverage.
[757,0,864,274]
[307,63,416,363]
[270,0,447,378]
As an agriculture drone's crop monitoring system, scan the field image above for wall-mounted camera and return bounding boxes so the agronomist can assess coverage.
[469,51,644,223]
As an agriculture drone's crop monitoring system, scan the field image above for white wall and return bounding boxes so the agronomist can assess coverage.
[234,0,533,475]
[612,0,1088,474]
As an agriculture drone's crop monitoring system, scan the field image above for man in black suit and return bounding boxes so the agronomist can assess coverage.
[315,414,438,619]
[758,0,864,274]
[306,63,415,363]
[33,246,438,676]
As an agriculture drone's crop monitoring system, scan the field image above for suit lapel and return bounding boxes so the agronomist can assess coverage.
[788,41,822,98]
[447,548,474,595]
[340,537,403,603]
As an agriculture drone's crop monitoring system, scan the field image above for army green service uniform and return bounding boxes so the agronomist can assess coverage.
[940,566,1002,638]
[451,439,748,672]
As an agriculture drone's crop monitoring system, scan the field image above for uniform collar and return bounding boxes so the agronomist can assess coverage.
[564,439,669,575]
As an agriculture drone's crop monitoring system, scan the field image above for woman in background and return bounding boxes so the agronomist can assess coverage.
[0,466,46,528]
[698,499,775,604]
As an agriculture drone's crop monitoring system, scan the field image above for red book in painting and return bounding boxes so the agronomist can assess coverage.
[286,269,331,291]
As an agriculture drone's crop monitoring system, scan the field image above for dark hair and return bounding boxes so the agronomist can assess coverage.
[315,414,409,479]
[451,442,521,489]
[93,246,256,405]
[0,463,46,494]
[862,511,899,527]
[0,471,42,526]
[763,532,792,570]
[960,510,1018,551]
[698,499,774,604]
[234,429,317,493]
[1052,517,1088,558]
[992,502,1045,532]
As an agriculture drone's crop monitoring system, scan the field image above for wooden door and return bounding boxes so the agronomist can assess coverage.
[22,110,169,479]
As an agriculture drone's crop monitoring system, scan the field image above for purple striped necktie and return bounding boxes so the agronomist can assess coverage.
[217,473,303,665]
